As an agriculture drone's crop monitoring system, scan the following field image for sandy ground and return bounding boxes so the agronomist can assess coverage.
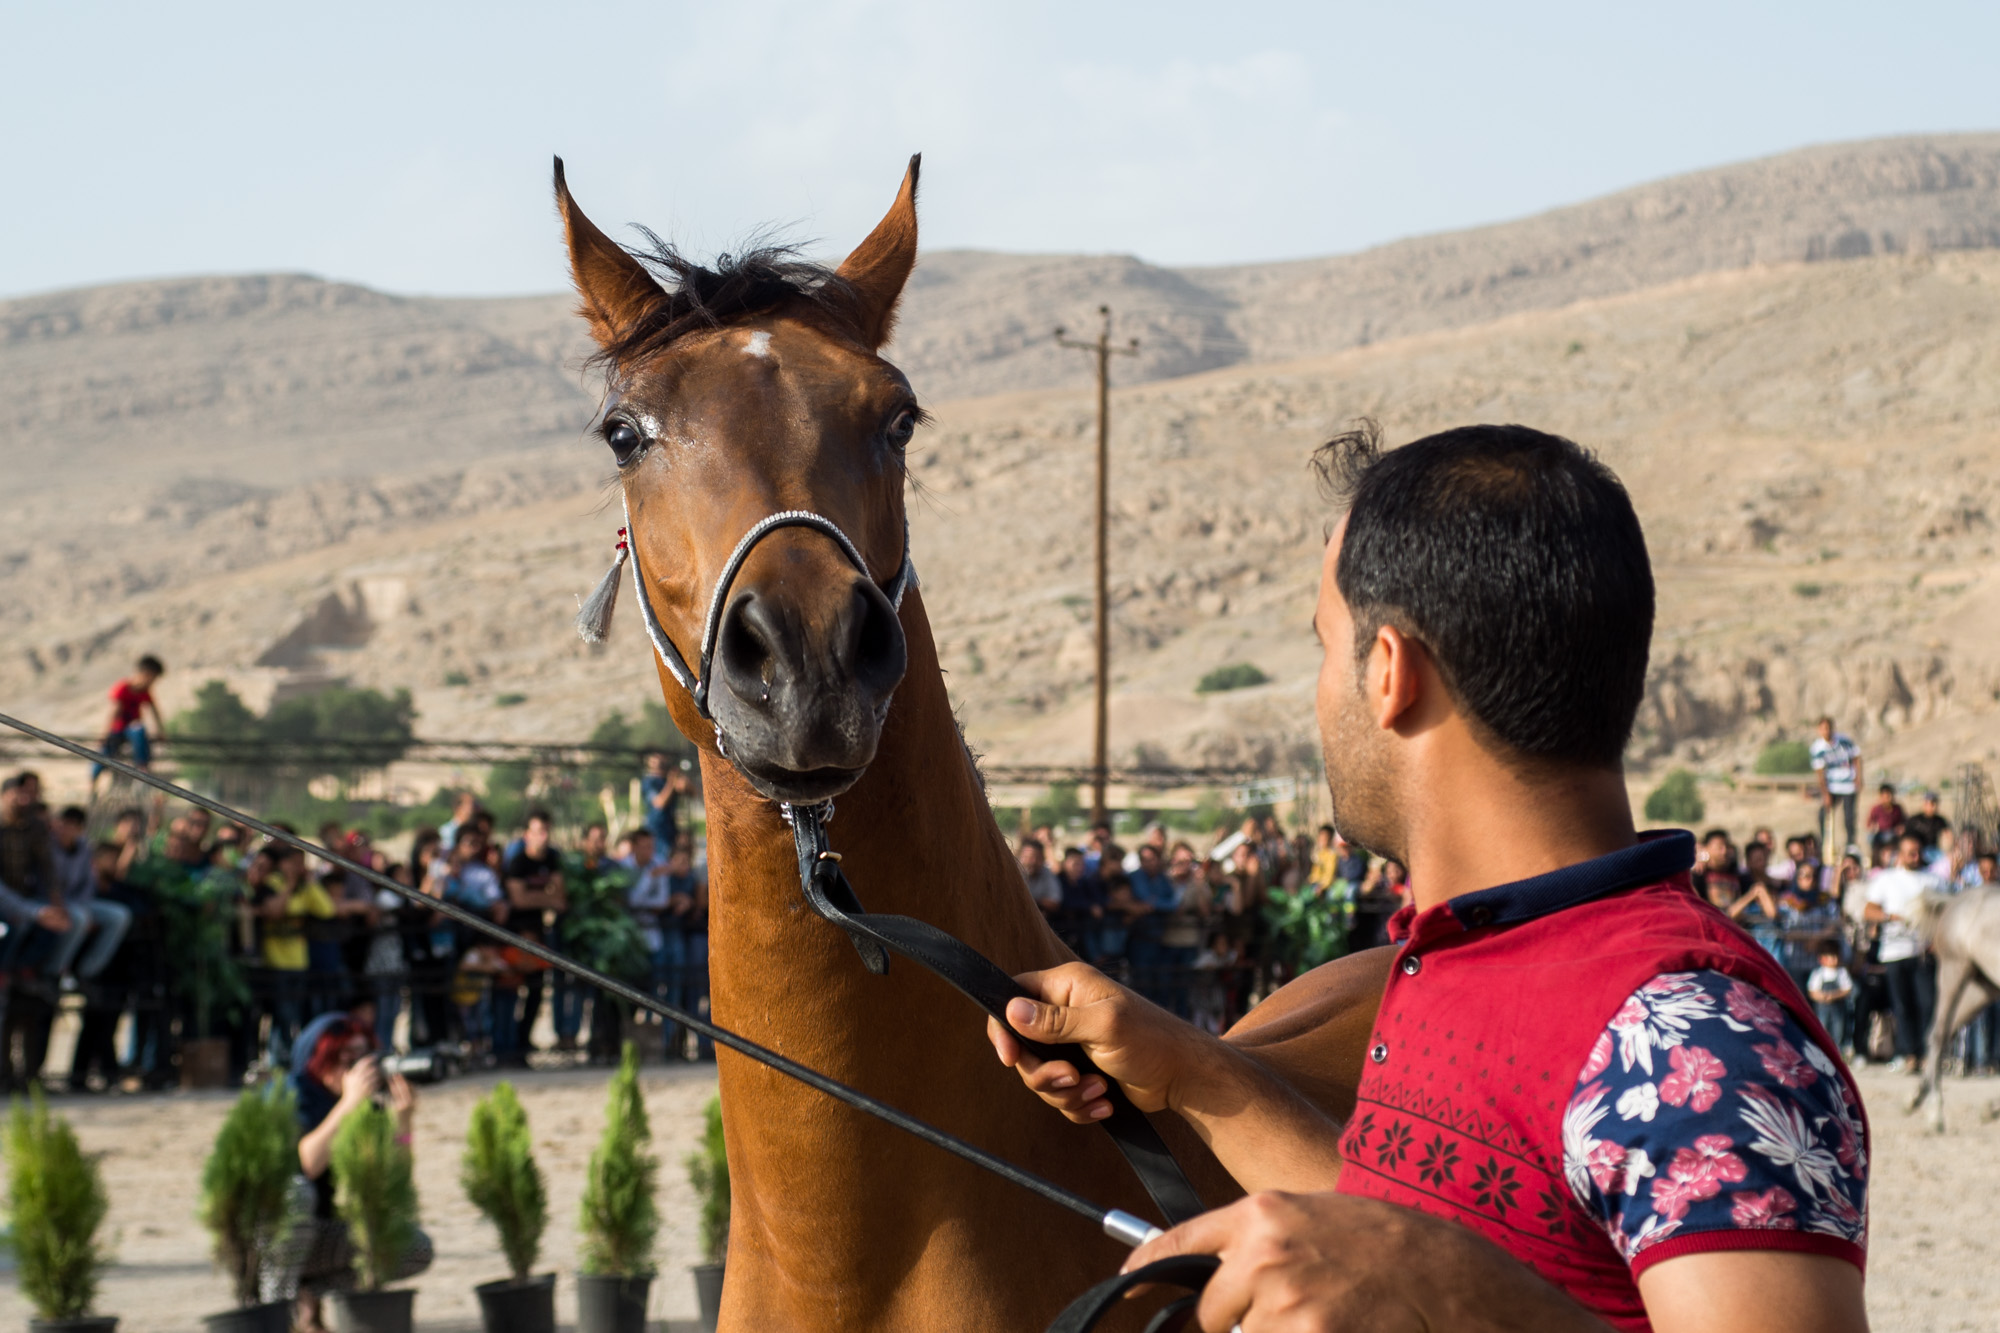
[0,1062,1993,1331]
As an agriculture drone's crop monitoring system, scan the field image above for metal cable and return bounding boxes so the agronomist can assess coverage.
[0,709,1111,1227]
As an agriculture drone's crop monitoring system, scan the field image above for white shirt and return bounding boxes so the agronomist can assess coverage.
[1810,734,1861,796]
[1866,866,1938,963]
[1806,964,1854,999]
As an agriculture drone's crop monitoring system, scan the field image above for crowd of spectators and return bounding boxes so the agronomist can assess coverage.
[0,755,711,1093]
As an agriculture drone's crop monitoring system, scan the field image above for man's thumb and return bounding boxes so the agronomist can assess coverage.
[1006,995,1074,1042]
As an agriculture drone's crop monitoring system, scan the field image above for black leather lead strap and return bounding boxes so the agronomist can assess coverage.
[787,807,1208,1228]
[1046,1255,1219,1333]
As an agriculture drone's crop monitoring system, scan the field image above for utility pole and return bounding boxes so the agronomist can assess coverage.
[1055,305,1138,828]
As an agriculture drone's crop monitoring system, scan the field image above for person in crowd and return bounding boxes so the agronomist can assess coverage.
[1807,942,1856,1055]
[675,835,713,1061]
[1903,790,1949,851]
[1865,831,1941,1069]
[1727,839,1782,957]
[394,827,453,1052]
[1305,825,1340,893]
[640,752,692,862]
[494,810,567,1067]
[46,806,132,984]
[1084,821,1123,877]
[1156,842,1209,1018]
[1017,838,1062,918]
[627,829,692,1054]
[1776,859,1836,994]
[89,656,166,793]
[1124,842,1180,1005]
[1120,822,1169,874]
[1056,845,1107,962]
[424,824,504,1059]
[257,842,336,1064]
[274,1011,432,1330]
[0,773,69,1090]
[1696,827,1739,908]
[436,791,478,855]
[1865,782,1905,855]
[1810,714,1863,854]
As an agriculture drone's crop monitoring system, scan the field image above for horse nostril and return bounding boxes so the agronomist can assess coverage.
[846,581,907,696]
[716,592,779,709]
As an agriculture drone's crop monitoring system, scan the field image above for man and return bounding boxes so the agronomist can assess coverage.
[1809,716,1862,855]
[1864,831,1939,1069]
[988,424,1867,1332]
[48,807,133,983]
[1017,838,1063,918]
[1901,791,1949,851]
[640,753,691,863]
[89,655,166,791]
[497,810,568,1066]
[1125,843,1182,1005]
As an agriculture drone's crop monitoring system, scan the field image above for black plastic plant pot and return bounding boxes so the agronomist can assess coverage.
[201,1303,291,1333]
[475,1273,557,1333]
[326,1288,415,1333]
[575,1273,651,1333]
[29,1320,118,1333]
[692,1262,726,1332]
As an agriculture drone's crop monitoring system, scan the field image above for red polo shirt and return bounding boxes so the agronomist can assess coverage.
[1334,832,1867,1332]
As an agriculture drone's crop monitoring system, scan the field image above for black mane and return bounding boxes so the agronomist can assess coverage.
[595,232,860,370]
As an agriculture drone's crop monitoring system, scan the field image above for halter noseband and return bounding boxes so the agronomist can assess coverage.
[577,496,916,755]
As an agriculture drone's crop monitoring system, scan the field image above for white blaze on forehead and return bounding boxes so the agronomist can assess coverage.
[743,330,773,359]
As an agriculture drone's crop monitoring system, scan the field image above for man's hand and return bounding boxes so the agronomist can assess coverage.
[986,962,1198,1120]
[1126,1191,1610,1333]
[988,963,1346,1190]
[34,903,70,932]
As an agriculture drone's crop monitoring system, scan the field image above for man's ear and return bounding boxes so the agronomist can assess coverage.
[1369,624,1426,731]
[554,156,667,351]
[835,154,920,349]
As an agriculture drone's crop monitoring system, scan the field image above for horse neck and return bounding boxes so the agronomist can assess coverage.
[697,586,1061,1032]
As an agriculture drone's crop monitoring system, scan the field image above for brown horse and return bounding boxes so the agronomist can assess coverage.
[555,156,1388,1332]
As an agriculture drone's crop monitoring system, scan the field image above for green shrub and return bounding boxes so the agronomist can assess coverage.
[579,1043,658,1277]
[495,692,528,708]
[6,1092,111,1320]
[444,670,472,687]
[1643,769,1705,824]
[1791,582,1823,598]
[462,1082,546,1284]
[1029,783,1082,832]
[1754,740,1814,775]
[686,1095,730,1266]
[1262,884,1347,973]
[1196,663,1270,694]
[200,1083,300,1308]
[331,1102,419,1291]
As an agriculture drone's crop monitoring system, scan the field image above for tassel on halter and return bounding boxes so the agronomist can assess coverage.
[574,527,629,644]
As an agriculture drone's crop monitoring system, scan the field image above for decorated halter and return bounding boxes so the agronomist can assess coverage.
[575,495,916,755]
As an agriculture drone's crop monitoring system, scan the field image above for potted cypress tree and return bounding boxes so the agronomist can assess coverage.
[684,1095,729,1332]
[199,1084,299,1333]
[5,1092,116,1332]
[325,1103,420,1333]
[461,1082,554,1333]
[576,1043,657,1333]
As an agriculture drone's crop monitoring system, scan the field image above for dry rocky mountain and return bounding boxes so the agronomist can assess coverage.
[5,133,2000,797]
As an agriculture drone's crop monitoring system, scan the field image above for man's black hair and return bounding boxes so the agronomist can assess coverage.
[57,806,87,824]
[137,654,164,675]
[1316,421,1655,770]
[1701,828,1731,845]
[526,808,554,827]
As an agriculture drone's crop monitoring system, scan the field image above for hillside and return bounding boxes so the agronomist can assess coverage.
[6,134,2000,788]
[8,245,2000,789]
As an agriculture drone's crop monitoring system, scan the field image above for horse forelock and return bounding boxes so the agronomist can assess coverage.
[590,235,867,376]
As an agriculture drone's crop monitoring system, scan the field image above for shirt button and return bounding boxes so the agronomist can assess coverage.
[1370,1042,1389,1064]
[1401,955,1422,976]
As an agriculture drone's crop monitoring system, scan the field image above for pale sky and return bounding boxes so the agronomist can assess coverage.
[3,0,1996,299]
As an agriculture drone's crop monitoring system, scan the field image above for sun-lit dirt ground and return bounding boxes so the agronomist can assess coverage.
[0,1061,1992,1331]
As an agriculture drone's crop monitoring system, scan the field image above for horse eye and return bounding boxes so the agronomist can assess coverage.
[605,420,645,465]
[885,408,917,450]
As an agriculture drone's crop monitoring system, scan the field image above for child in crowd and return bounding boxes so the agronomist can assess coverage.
[1807,943,1856,1054]
[90,655,166,792]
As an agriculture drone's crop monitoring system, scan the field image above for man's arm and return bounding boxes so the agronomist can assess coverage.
[988,963,1345,1191]
[1123,1192,1865,1333]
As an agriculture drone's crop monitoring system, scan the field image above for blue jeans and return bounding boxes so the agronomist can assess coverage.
[52,900,133,979]
[1815,999,1852,1054]
[90,725,151,780]
[685,932,712,1060]
[552,969,585,1042]
[489,985,522,1059]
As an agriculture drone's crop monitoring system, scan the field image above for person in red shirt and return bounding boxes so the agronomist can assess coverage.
[89,655,165,792]
[988,424,1867,1333]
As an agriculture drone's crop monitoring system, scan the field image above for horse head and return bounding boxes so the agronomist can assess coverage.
[557,157,922,804]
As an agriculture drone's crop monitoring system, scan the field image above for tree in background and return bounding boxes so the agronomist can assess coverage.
[200,1083,300,1309]
[1644,769,1706,824]
[461,1082,547,1286]
[579,1043,659,1278]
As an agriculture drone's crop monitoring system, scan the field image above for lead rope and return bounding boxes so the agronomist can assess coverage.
[0,712,1208,1330]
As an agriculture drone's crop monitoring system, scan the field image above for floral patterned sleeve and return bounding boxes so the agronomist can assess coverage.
[1561,971,1869,1274]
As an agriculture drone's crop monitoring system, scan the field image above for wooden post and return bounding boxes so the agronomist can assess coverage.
[1055,306,1138,827]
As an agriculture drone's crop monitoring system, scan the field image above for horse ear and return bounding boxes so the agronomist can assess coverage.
[553,156,667,350]
[835,154,921,350]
